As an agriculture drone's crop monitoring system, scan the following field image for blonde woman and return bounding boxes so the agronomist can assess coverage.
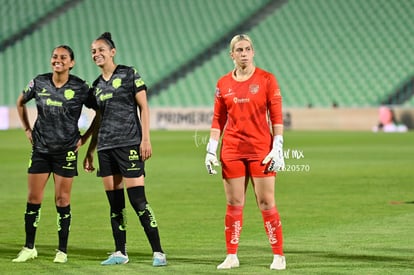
[205,34,286,270]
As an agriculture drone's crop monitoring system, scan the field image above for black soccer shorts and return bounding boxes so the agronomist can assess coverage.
[28,149,78,177]
[97,145,145,178]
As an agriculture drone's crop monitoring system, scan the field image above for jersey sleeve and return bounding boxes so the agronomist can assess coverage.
[21,78,36,103]
[267,73,283,125]
[211,85,227,132]
[84,84,98,110]
[132,67,147,94]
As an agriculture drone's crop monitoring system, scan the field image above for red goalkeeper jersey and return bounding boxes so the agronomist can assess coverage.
[211,67,283,161]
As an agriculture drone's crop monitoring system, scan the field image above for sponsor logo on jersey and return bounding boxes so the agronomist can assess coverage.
[46,98,63,107]
[95,87,102,96]
[38,88,51,96]
[64,89,75,100]
[112,78,122,89]
[99,93,113,101]
[135,78,145,88]
[233,97,250,104]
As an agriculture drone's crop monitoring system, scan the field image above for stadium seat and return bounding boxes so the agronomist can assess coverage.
[1,0,414,108]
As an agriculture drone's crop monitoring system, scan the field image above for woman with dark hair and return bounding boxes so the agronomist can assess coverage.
[84,32,167,267]
[13,45,96,263]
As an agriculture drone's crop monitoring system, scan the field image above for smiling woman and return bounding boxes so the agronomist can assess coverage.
[51,45,75,73]
[83,32,167,267]
[13,45,96,264]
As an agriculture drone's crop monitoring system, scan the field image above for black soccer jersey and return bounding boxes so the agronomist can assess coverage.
[22,73,95,153]
[91,65,147,151]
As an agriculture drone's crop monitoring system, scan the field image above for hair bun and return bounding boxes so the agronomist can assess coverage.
[97,32,116,49]
[102,32,112,40]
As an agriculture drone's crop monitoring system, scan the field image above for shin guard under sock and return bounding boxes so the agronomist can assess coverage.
[224,204,244,254]
[56,205,71,253]
[261,207,284,255]
[127,186,163,253]
[106,189,127,255]
[24,203,41,249]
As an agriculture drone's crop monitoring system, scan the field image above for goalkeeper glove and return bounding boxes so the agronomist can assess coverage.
[205,138,219,175]
[262,135,285,172]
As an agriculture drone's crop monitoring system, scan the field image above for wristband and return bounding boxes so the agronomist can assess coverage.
[274,135,283,147]
[206,138,218,155]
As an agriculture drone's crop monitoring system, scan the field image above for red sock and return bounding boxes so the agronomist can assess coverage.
[261,207,284,255]
[224,205,243,254]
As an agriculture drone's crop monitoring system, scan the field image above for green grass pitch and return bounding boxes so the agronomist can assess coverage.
[0,129,413,274]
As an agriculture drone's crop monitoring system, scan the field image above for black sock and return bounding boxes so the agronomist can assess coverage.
[127,186,163,253]
[56,205,71,253]
[106,189,127,255]
[24,203,41,249]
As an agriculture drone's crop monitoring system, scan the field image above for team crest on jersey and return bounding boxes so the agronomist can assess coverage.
[249,84,259,94]
[64,89,75,100]
[112,78,122,89]
[135,78,145,88]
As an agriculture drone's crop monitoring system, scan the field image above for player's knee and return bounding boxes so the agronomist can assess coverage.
[55,195,70,207]
[257,200,275,211]
[127,186,147,212]
[28,195,43,205]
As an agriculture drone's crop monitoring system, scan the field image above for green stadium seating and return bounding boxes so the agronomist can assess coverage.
[0,0,271,106]
[250,0,414,107]
[0,0,67,42]
[149,0,414,107]
[1,0,413,108]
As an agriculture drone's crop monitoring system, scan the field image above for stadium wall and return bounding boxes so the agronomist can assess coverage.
[2,107,413,131]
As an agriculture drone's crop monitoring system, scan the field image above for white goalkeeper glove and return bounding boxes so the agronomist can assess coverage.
[262,135,285,172]
[205,138,219,175]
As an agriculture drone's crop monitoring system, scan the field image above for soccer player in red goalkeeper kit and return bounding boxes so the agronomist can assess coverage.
[205,34,286,270]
